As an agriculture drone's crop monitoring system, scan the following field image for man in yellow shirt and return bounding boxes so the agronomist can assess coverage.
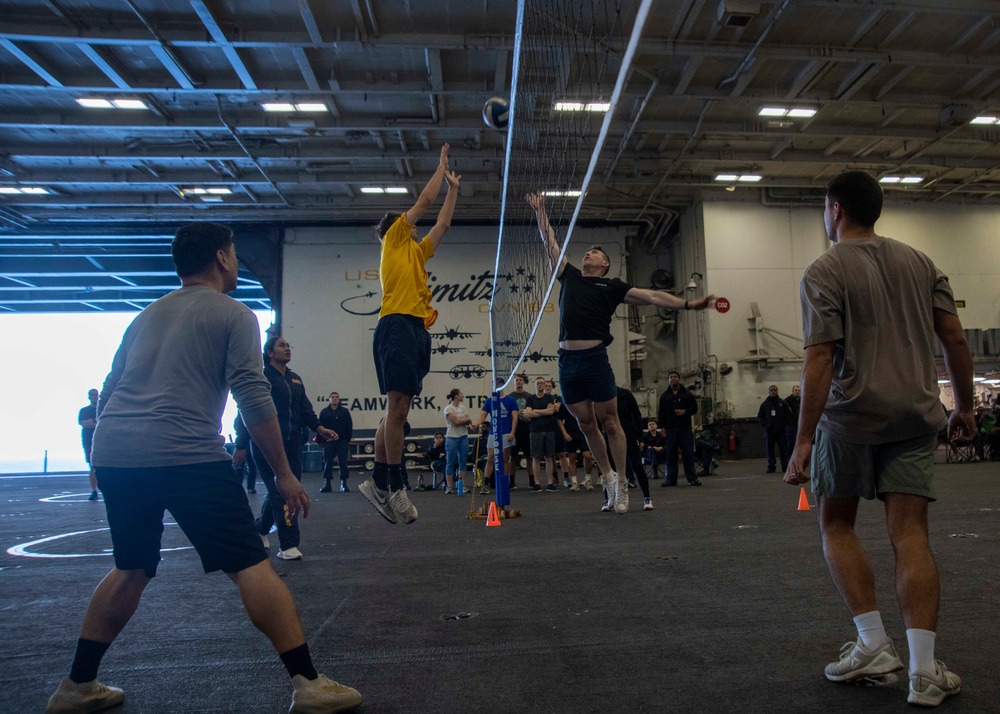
[359,144,460,525]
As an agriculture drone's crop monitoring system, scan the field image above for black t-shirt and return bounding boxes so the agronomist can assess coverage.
[557,263,631,344]
[511,390,531,433]
[79,405,97,443]
[524,393,556,432]
[558,402,584,440]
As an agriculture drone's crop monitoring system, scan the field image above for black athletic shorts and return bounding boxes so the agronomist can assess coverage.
[373,313,431,396]
[97,461,267,578]
[558,345,617,405]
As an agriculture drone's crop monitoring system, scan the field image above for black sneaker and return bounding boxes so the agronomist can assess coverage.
[545,484,557,492]
[530,484,542,492]
[319,483,333,493]
[689,479,703,486]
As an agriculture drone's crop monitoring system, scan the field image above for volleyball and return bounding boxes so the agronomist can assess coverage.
[482,96,509,130]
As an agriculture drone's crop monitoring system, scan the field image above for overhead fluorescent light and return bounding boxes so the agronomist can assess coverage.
[787,108,817,118]
[261,103,296,112]
[360,187,385,194]
[758,107,787,117]
[200,196,224,203]
[973,377,986,382]
[0,186,49,194]
[555,102,585,112]
[184,188,208,194]
[714,174,739,182]
[384,187,409,194]
[207,188,233,194]
[77,98,114,108]
[112,99,148,110]
[970,116,999,125]
[585,102,611,112]
[541,190,582,197]
[900,176,924,184]
[737,174,762,182]
[20,187,50,194]
[0,187,22,194]
[983,379,1000,385]
[295,103,328,112]
[879,176,901,184]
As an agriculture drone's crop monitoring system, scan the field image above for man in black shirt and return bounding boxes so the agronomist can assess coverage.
[317,391,353,493]
[642,419,666,479]
[234,337,336,561]
[784,384,801,457]
[657,371,702,486]
[758,384,792,473]
[526,193,714,514]
[522,376,558,491]
[508,374,535,489]
[78,389,100,501]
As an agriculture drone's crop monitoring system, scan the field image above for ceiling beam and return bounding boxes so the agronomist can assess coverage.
[188,0,258,91]
[76,43,133,89]
[296,0,323,44]
[0,39,63,86]
[291,47,320,91]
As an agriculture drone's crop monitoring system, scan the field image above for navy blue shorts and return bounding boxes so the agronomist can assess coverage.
[558,345,618,406]
[97,461,267,578]
[373,313,431,396]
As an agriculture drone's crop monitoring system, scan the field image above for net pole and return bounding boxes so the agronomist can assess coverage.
[494,0,656,385]
[489,0,528,393]
[490,391,511,507]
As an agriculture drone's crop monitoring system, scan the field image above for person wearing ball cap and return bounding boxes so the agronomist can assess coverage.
[524,192,715,515]
[360,144,461,526]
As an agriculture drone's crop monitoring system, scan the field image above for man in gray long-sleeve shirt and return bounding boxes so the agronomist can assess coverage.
[44,223,362,714]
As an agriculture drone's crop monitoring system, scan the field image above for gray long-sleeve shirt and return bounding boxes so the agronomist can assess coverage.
[91,285,276,468]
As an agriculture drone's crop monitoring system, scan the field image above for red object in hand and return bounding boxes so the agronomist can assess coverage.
[729,427,737,452]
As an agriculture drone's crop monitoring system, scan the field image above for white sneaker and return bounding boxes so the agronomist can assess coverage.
[600,499,614,513]
[609,472,628,513]
[908,661,961,706]
[643,497,653,511]
[597,475,604,487]
[824,639,903,682]
[44,676,125,714]
[358,479,397,524]
[583,479,594,491]
[261,534,271,549]
[289,673,363,713]
[277,547,303,560]
[388,488,418,524]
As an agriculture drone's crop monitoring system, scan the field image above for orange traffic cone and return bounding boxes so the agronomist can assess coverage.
[486,501,502,527]
[797,487,811,511]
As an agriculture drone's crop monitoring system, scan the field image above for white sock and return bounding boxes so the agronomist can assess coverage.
[853,611,890,649]
[906,628,936,675]
[571,476,578,485]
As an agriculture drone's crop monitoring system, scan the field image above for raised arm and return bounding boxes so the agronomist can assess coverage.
[525,192,567,278]
[624,288,715,310]
[425,170,461,251]
[405,144,450,226]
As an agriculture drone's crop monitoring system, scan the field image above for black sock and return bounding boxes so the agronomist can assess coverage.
[279,643,318,681]
[388,464,404,491]
[69,638,110,683]
[372,462,389,490]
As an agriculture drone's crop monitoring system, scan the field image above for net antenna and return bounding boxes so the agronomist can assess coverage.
[489,0,655,390]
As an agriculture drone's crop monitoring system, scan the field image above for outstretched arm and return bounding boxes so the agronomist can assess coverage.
[525,193,567,278]
[405,144,450,226]
[623,288,715,310]
[425,171,461,251]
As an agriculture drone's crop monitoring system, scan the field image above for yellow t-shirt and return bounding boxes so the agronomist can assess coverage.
[379,214,438,328]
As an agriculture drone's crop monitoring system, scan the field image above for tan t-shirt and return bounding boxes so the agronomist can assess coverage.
[800,236,955,445]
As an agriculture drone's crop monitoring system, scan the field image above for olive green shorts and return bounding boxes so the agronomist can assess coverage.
[811,430,937,502]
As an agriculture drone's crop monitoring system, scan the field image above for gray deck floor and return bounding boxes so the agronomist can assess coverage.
[2,458,997,713]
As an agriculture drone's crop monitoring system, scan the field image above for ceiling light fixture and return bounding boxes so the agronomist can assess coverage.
[715,174,762,183]
[880,176,923,184]
[554,102,609,113]
[261,103,296,112]
[384,187,409,194]
[360,187,385,194]
[200,196,224,203]
[758,106,816,118]
[0,186,50,194]
[969,116,999,125]
[541,190,582,197]
[112,99,148,110]
[295,103,328,112]
[76,98,114,108]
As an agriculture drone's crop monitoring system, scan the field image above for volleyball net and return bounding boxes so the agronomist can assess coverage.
[488,0,654,390]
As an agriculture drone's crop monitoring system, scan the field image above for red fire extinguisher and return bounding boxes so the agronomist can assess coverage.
[728,427,737,452]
